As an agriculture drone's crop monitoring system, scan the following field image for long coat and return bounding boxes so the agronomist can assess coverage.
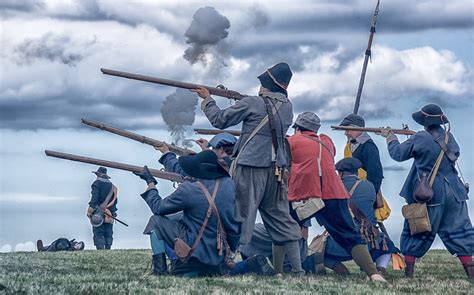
[288,131,349,201]
[387,125,468,204]
[89,178,117,214]
[201,91,292,168]
[142,177,241,266]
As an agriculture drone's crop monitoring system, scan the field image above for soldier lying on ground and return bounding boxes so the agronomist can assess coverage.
[37,238,85,252]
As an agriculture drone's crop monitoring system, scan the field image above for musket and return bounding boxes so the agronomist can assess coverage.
[97,208,129,227]
[331,125,415,136]
[353,0,380,114]
[100,68,247,100]
[45,150,190,183]
[81,118,195,156]
[193,128,241,137]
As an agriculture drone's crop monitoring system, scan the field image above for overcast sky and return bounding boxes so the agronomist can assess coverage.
[1,0,473,251]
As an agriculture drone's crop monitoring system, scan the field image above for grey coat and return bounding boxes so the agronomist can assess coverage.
[201,91,293,168]
[388,125,468,204]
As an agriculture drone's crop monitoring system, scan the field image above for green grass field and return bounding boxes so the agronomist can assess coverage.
[0,249,472,294]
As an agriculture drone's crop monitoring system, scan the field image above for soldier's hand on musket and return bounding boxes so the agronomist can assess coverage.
[154,144,170,153]
[376,127,393,138]
[190,86,210,99]
[195,138,210,151]
[133,165,158,185]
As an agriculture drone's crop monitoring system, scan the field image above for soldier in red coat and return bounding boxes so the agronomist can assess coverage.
[287,112,385,281]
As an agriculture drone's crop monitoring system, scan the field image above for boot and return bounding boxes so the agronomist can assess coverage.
[246,255,275,276]
[152,254,167,275]
[326,261,350,276]
[405,262,415,278]
[463,262,474,279]
[36,240,45,252]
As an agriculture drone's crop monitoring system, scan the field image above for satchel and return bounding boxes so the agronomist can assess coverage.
[402,203,432,235]
[292,198,325,221]
[174,238,192,260]
[413,173,434,203]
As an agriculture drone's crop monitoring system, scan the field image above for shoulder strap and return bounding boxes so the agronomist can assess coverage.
[230,99,282,175]
[349,180,362,196]
[427,128,457,163]
[106,185,118,208]
[347,180,368,221]
[262,96,279,155]
[300,134,334,158]
[99,184,115,210]
[190,180,221,255]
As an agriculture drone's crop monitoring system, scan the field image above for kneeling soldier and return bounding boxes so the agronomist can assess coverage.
[135,150,241,276]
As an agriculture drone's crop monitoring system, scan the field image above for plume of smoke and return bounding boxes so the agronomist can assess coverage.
[183,7,230,76]
[14,32,89,67]
[161,88,198,147]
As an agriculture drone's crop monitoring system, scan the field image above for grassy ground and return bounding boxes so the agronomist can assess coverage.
[0,249,472,294]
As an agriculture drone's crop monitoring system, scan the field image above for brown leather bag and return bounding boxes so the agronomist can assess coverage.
[413,173,434,203]
[402,203,431,235]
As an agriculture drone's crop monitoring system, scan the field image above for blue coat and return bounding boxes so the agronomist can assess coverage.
[388,125,468,204]
[350,135,384,193]
[201,91,293,168]
[89,178,117,214]
[142,177,241,266]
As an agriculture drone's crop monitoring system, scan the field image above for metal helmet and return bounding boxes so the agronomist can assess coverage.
[90,213,104,227]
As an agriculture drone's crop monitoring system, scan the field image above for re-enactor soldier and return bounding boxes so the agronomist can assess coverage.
[378,104,474,278]
[192,62,304,275]
[86,167,118,250]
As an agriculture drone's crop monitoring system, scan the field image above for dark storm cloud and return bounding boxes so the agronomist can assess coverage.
[14,33,91,67]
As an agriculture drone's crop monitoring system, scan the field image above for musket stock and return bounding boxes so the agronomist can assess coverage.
[100,68,247,100]
[331,125,415,136]
[194,128,241,137]
[81,118,195,156]
[45,150,190,183]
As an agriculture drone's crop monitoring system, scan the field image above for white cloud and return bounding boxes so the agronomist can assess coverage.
[14,241,36,252]
[0,244,12,253]
[1,193,78,203]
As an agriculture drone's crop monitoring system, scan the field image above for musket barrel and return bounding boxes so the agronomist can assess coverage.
[330,125,415,136]
[194,128,241,137]
[45,150,188,183]
[81,118,195,156]
[100,68,247,100]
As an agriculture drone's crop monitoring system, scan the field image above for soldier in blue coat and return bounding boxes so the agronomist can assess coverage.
[322,158,399,276]
[192,62,304,275]
[136,150,241,277]
[86,167,117,250]
[379,104,473,278]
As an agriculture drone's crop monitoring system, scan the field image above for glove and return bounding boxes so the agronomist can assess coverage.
[133,165,157,185]
[378,127,393,138]
[86,207,95,218]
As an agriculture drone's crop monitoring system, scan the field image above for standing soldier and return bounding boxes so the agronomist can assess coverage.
[287,112,386,281]
[191,62,304,275]
[378,104,473,278]
[86,167,118,250]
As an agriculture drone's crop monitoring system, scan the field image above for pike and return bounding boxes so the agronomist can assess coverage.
[194,128,241,137]
[45,150,190,183]
[331,125,415,136]
[101,68,247,100]
[81,118,195,156]
[353,0,380,114]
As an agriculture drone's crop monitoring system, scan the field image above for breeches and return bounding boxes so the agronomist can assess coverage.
[92,223,113,247]
[401,193,474,257]
[233,165,302,245]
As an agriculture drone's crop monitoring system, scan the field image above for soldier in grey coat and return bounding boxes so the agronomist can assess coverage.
[191,62,304,275]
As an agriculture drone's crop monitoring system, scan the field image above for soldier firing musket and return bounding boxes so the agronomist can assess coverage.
[100,68,248,100]
[81,118,195,156]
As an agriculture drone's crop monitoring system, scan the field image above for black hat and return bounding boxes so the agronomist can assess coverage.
[92,166,110,179]
[335,157,363,174]
[339,114,365,127]
[257,62,292,95]
[178,150,229,179]
[412,104,449,127]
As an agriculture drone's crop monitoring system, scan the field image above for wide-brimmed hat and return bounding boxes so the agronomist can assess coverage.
[292,112,321,133]
[335,157,363,174]
[92,166,110,179]
[178,150,229,179]
[207,133,237,149]
[412,104,449,127]
[339,114,365,127]
[257,62,292,95]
